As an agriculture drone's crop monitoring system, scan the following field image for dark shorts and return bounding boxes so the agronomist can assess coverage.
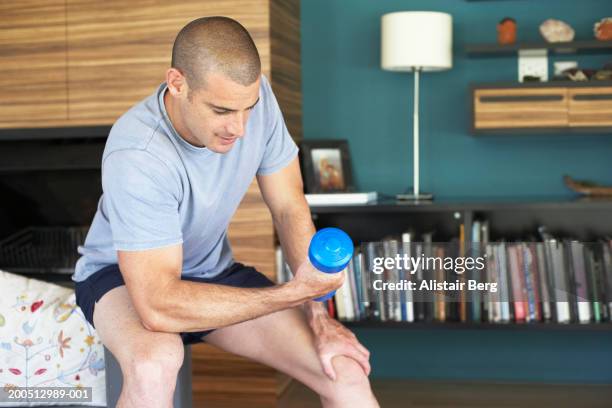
[74,262,275,345]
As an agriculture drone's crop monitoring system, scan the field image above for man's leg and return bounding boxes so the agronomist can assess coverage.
[93,286,185,408]
[205,307,379,407]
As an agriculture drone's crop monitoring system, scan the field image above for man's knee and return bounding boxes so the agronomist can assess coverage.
[331,356,369,389]
[121,335,185,385]
[316,356,372,404]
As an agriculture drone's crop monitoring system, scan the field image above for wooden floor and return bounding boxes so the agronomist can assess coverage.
[191,344,278,408]
[278,379,612,408]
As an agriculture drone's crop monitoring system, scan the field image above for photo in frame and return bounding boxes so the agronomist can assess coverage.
[299,140,355,194]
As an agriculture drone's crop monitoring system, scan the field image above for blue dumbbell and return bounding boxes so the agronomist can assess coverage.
[308,227,354,302]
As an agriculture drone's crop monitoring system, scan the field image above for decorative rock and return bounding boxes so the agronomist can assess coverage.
[593,70,612,81]
[539,19,575,42]
[497,17,517,45]
[594,17,612,41]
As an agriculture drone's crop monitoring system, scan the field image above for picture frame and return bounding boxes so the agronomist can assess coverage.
[299,139,355,194]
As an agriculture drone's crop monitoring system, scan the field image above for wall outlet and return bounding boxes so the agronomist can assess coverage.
[518,49,548,82]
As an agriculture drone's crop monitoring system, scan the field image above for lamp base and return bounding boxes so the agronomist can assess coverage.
[396,191,433,201]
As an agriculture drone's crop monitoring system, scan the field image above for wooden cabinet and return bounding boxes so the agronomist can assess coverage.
[568,87,612,127]
[473,87,569,129]
[472,84,612,133]
[0,1,68,127]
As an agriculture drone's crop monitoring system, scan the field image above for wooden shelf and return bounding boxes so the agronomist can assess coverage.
[471,126,612,135]
[310,196,612,214]
[465,39,612,57]
[472,81,612,89]
[311,196,612,248]
[342,320,612,331]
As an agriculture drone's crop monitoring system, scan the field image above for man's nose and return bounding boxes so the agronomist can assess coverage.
[227,112,246,137]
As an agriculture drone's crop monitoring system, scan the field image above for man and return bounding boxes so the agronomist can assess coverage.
[72,16,379,408]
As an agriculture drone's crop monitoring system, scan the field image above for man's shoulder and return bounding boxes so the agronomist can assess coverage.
[106,87,165,151]
[103,86,179,167]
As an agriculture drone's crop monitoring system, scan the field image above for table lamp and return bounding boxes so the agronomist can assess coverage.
[381,11,453,200]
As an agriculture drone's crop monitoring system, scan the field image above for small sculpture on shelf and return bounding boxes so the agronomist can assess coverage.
[563,68,595,81]
[592,62,612,81]
[564,175,612,197]
[497,17,516,45]
[553,61,577,78]
[539,19,575,42]
[594,17,612,41]
[593,67,612,81]
[553,62,612,81]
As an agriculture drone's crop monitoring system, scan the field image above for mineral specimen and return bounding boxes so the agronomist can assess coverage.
[594,17,612,41]
[539,19,575,42]
[497,17,517,45]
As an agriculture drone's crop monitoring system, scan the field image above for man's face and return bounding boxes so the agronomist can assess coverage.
[178,72,261,153]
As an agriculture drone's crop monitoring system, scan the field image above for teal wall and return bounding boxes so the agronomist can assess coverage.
[356,327,612,383]
[302,0,612,383]
[302,0,612,198]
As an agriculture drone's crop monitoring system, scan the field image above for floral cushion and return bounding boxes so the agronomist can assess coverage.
[0,270,106,406]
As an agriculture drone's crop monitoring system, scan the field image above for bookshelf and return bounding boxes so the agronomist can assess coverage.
[343,321,612,331]
[311,196,612,241]
[308,196,612,329]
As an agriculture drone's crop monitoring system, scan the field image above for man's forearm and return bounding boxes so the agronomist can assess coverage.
[272,197,331,321]
[145,195,326,333]
[146,279,310,333]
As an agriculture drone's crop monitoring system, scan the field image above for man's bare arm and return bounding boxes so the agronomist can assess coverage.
[257,156,371,379]
[118,234,342,333]
[256,157,329,322]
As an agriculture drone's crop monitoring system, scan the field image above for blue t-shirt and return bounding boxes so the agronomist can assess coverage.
[72,75,298,282]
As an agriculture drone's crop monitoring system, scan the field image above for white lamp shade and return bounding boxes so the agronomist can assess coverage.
[381,11,453,72]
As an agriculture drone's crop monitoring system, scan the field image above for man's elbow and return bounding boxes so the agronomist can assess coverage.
[131,279,180,332]
[138,298,188,333]
[140,307,167,332]
[135,298,173,332]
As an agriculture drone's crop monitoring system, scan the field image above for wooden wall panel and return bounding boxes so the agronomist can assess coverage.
[192,178,277,408]
[191,344,277,408]
[66,0,271,125]
[0,1,67,127]
[270,0,302,141]
[228,180,276,280]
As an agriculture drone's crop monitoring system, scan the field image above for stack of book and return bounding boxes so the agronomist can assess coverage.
[276,223,612,324]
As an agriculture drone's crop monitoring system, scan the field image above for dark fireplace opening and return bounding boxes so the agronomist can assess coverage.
[0,136,106,286]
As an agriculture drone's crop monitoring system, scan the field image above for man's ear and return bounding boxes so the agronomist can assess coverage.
[166,68,188,97]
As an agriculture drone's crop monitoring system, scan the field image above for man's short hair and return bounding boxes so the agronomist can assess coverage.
[171,16,261,90]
